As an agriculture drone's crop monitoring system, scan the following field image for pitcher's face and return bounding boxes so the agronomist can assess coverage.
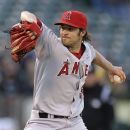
[59,25,84,48]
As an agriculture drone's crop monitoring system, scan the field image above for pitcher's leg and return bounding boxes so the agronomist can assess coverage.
[23,118,68,130]
[24,122,53,130]
[70,116,88,130]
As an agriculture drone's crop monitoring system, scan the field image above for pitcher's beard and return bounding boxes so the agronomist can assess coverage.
[62,41,72,49]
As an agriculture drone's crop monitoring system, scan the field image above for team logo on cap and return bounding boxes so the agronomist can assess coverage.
[63,11,72,20]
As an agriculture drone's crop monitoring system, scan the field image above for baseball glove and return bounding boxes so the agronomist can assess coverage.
[10,13,42,62]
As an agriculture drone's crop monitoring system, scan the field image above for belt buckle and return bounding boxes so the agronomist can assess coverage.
[48,114,54,119]
[64,116,69,119]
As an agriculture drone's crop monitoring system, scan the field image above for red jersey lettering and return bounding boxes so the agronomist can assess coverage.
[85,64,88,76]
[72,62,79,74]
[58,62,69,76]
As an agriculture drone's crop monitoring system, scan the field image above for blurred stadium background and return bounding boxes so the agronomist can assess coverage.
[0,0,130,130]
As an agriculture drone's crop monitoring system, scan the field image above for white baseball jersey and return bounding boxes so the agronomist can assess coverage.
[32,23,96,118]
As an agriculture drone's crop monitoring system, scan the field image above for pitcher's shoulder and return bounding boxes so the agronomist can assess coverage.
[83,41,94,47]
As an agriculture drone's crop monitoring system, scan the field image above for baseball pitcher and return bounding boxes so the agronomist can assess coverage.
[9,10,126,130]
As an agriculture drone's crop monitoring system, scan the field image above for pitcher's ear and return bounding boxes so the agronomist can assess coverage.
[80,30,86,37]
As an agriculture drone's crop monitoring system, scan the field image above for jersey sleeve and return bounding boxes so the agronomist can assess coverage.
[88,43,96,61]
[35,22,59,58]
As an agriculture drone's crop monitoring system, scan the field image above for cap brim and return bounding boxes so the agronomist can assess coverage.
[54,22,62,25]
[54,21,79,28]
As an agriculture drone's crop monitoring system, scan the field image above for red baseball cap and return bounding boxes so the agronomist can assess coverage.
[55,10,88,30]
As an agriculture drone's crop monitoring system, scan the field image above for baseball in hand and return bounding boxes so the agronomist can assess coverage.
[113,75,122,83]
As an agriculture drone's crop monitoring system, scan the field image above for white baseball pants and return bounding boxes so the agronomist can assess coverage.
[24,111,87,130]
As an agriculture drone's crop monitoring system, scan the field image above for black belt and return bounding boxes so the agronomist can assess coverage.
[39,112,69,119]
